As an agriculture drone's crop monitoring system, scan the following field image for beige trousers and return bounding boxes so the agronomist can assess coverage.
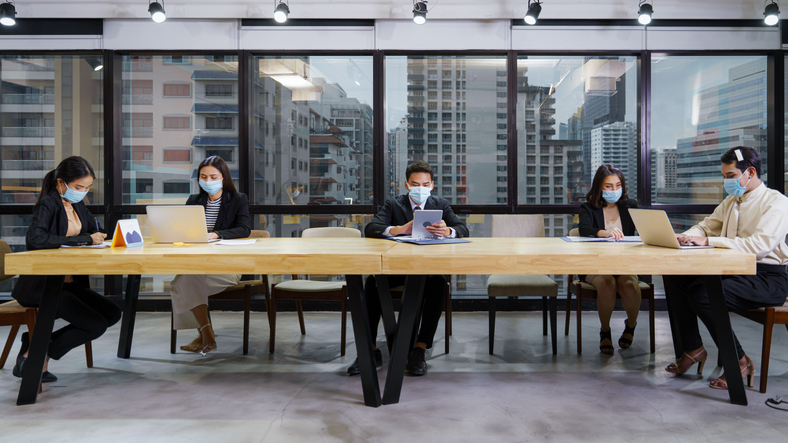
[170,274,241,330]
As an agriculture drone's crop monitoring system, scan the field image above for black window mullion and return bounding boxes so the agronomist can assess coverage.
[507,50,518,213]
[767,52,785,194]
[238,50,253,200]
[640,50,652,208]
[373,50,386,211]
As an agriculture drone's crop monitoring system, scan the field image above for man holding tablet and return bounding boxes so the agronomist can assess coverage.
[347,161,468,377]
[663,147,788,390]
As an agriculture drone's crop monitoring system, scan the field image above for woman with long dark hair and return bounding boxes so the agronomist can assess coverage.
[170,155,251,355]
[578,164,642,354]
[11,156,121,382]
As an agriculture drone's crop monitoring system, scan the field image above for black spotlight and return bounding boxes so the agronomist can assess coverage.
[0,1,16,27]
[524,0,542,25]
[765,1,780,26]
[413,1,427,25]
[86,58,104,72]
[274,1,290,23]
[149,1,166,23]
[638,2,653,25]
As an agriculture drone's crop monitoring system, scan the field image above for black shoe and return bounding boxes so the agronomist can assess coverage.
[16,332,29,367]
[347,348,383,376]
[12,357,58,383]
[406,347,427,376]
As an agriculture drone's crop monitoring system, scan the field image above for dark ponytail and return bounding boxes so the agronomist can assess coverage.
[38,156,96,202]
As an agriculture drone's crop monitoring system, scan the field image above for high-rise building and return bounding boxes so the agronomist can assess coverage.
[590,121,637,189]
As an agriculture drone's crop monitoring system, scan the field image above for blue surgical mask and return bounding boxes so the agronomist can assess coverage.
[723,173,751,198]
[59,183,88,204]
[199,179,223,195]
[408,186,431,204]
[602,188,623,204]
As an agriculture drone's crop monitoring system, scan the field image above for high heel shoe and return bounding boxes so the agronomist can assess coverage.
[618,319,637,349]
[665,347,708,375]
[709,355,755,390]
[198,324,217,356]
[599,328,614,355]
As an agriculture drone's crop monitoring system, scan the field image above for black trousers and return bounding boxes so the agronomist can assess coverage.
[20,282,122,360]
[365,275,446,350]
[664,264,787,359]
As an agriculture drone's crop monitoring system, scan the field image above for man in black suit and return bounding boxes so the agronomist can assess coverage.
[347,161,469,376]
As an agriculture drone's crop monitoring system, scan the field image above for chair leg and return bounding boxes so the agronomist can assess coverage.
[269,292,277,354]
[445,284,452,336]
[488,296,496,355]
[648,286,655,354]
[565,285,572,336]
[576,290,583,355]
[296,300,306,335]
[542,296,548,336]
[340,292,347,357]
[759,308,776,394]
[549,296,557,355]
[84,341,93,368]
[243,291,251,355]
[170,311,177,354]
[0,324,20,369]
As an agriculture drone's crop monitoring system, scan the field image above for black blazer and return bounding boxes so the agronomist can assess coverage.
[12,190,100,306]
[186,191,251,239]
[578,199,638,238]
[365,194,469,239]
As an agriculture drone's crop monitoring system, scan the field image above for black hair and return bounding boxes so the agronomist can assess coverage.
[197,155,237,194]
[585,164,629,209]
[405,161,435,182]
[720,146,761,178]
[39,156,96,203]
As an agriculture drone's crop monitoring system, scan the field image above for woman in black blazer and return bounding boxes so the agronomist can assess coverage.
[578,164,642,354]
[12,156,121,382]
[170,156,251,355]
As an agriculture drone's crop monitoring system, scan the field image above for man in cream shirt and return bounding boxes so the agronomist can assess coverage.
[663,146,788,390]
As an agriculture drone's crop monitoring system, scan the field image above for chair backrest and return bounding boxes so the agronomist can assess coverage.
[0,240,14,282]
[302,227,361,238]
[491,215,545,238]
[569,228,579,237]
[250,230,270,238]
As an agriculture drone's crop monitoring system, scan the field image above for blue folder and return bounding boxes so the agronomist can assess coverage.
[388,237,472,245]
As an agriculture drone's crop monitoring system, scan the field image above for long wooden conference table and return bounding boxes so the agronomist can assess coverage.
[5,237,755,407]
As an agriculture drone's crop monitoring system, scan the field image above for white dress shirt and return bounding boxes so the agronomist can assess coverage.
[683,183,788,265]
[382,198,457,238]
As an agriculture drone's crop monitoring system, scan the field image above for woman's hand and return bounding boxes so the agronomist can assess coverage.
[676,234,708,246]
[90,232,107,245]
[208,232,220,240]
[598,228,624,241]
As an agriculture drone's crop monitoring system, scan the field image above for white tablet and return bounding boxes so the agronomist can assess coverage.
[412,209,443,239]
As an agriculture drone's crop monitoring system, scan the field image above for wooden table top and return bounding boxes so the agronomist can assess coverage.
[381,238,756,276]
[4,238,396,276]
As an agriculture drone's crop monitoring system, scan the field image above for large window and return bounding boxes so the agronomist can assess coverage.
[651,56,767,205]
[121,55,239,205]
[385,55,506,204]
[251,55,373,206]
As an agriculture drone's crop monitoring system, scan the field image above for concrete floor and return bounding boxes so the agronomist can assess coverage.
[1,310,787,442]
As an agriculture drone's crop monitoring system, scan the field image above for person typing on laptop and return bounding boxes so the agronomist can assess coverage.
[663,146,788,389]
[347,161,468,376]
[170,155,251,355]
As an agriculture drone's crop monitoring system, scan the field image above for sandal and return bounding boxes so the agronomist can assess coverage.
[710,355,755,390]
[665,347,708,375]
[599,328,614,355]
[179,335,203,353]
[618,319,637,349]
[198,324,217,356]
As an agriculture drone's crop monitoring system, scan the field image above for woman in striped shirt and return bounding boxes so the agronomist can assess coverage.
[170,155,251,355]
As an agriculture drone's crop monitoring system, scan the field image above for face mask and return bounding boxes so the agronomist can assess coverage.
[199,179,223,196]
[408,186,431,204]
[602,188,622,204]
[723,172,751,198]
[59,183,88,204]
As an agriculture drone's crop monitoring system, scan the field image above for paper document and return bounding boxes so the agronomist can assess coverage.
[389,237,471,245]
[215,239,258,246]
[561,236,641,243]
[61,240,112,249]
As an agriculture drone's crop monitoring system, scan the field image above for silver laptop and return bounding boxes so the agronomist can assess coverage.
[412,209,443,239]
[146,206,219,243]
[629,209,714,249]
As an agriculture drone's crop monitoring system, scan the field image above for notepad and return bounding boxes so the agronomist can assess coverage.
[560,236,641,243]
[215,239,257,246]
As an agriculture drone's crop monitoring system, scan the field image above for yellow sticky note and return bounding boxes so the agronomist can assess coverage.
[283,215,301,224]
[173,242,187,246]
[466,214,486,224]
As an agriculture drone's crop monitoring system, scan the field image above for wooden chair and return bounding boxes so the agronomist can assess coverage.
[564,228,656,354]
[734,299,788,393]
[268,227,359,355]
[170,230,271,355]
[487,215,559,355]
[388,277,453,354]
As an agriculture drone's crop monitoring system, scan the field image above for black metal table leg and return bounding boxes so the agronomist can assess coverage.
[346,275,381,407]
[382,275,425,405]
[376,275,398,353]
[117,275,141,359]
[704,275,747,406]
[17,275,64,405]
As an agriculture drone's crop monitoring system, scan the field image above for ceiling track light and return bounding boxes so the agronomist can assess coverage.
[524,0,542,25]
[148,0,166,23]
[765,1,780,26]
[638,1,653,26]
[0,1,16,27]
[413,1,427,25]
[274,1,290,24]
[86,58,104,72]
